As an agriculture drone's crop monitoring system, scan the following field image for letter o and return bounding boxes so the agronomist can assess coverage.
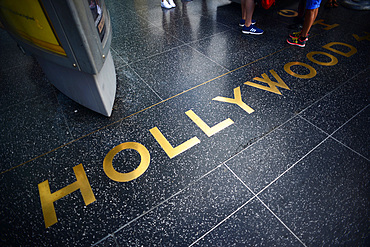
[103,142,150,182]
[284,62,317,79]
[278,9,298,17]
[307,51,338,66]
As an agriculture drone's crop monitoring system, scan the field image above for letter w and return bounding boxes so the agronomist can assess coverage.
[244,69,290,95]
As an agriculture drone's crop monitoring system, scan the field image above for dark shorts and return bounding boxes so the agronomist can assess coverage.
[306,0,322,9]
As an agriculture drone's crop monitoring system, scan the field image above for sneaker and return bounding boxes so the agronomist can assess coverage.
[242,24,264,35]
[287,36,308,47]
[239,19,256,27]
[161,0,172,9]
[289,31,301,38]
[168,0,176,7]
[289,31,309,39]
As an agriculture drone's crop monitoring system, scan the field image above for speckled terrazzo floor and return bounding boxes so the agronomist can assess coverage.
[0,0,369,246]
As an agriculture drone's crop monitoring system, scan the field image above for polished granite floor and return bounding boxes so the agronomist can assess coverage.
[0,0,369,246]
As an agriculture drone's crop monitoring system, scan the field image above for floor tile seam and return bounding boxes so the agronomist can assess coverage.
[251,134,331,206]
[187,114,311,245]
[111,16,185,47]
[207,134,332,245]
[185,43,231,72]
[110,6,186,44]
[1,46,291,175]
[213,112,310,174]
[92,232,119,247]
[329,136,370,162]
[52,90,76,140]
[97,110,306,241]
[120,23,189,64]
[297,115,332,136]
[296,67,370,117]
[204,13,239,31]
[110,24,149,40]
[189,193,257,247]
[0,99,164,175]
[1,88,186,175]
[92,164,224,246]
[0,89,55,114]
[111,6,149,24]
[94,103,365,246]
[126,63,164,101]
[110,47,128,69]
[224,164,307,247]
[297,114,370,162]
[254,195,307,247]
[124,9,235,48]
[125,43,188,66]
[328,103,370,138]
[184,29,231,46]
[133,8,204,32]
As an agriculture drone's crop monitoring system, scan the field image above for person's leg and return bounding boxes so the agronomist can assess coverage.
[240,0,256,26]
[289,0,306,29]
[300,7,318,37]
[241,0,255,27]
[300,0,321,37]
[241,0,263,34]
[287,0,321,46]
[241,0,246,19]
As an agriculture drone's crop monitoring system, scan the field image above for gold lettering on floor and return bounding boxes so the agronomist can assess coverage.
[185,110,234,137]
[307,51,338,66]
[352,32,370,42]
[213,87,254,114]
[36,38,361,229]
[38,164,96,228]
[284,62,317,79]
[103,142,150,182]
[244,69,290,95]
[313,19,339,30]
[278,9,298,17]
[149,127,200,159]
[322,42,357,57]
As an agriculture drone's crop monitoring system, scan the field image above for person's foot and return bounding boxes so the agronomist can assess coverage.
[242,24,264,35]
[287,36,308,47]
[289,31,309,39]
[289,31,301,38]
[168,0,176,8]
[161,0,172,9]
[239,19,256,27]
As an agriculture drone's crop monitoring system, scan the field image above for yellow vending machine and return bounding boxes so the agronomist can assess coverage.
[0,0,116,116]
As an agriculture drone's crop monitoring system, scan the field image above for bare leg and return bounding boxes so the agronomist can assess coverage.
[300,8,318,37]
[241,0,255,27]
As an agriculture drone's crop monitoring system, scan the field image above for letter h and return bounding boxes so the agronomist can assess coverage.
[38,164,96,228]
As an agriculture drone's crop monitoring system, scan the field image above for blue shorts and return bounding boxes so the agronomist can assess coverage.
[306,0,322,9]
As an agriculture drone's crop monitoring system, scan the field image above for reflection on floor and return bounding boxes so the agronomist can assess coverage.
[0,0,369,246]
